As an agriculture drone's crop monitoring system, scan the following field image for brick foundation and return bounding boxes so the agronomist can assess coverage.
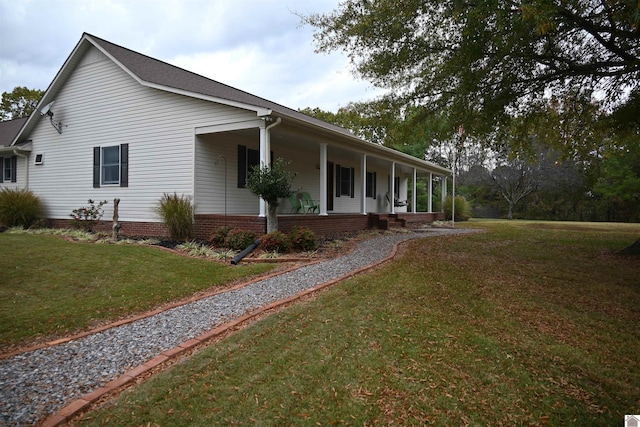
[45,212,444,240]
[48,219,170,238]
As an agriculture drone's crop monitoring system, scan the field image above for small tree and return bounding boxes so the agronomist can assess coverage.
[246,158,295,233]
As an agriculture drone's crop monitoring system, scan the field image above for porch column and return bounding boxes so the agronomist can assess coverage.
[441,175,447,212]
[319,143,328,215]
[258,124,267,217]
[412,168,417,213]
[428,172,433,213]
[390,162,396,214]
[360,154,367,215]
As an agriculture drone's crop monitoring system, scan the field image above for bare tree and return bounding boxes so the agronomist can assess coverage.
[490,161,537,220]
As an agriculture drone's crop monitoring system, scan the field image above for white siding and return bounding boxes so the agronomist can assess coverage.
[275,145,323,214]
[195,132,263,215]
[26,46,256,222]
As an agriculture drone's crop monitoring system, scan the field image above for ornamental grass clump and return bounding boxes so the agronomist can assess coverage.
[0,188,45,228]
[156,193,194,241]
[443,195,473,221]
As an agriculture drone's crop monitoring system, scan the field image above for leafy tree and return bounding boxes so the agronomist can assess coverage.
[302,102,454,161]
[301,100,398,145]
[1,87,44,120]
[303,0,640,135]
[246,158,296,233]
[594,139,640,222]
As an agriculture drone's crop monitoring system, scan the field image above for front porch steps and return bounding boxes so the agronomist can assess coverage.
[369,214,406,230]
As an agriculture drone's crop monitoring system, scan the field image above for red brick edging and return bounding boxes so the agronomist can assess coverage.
[38,238,409,427]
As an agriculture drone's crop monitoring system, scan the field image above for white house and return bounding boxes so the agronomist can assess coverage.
[1,33,450,238]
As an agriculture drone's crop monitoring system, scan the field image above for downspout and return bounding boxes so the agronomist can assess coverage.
[13,150,29,190]
[265,117,282,165]
[261,117,281,232]
[231,238,261,265]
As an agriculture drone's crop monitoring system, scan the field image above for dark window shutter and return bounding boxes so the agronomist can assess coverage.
[0,157,4,183]
[373,172,377,199]
[120,144,129,187]
[248,148,259,172]
[350,167,355,198]
[237,145,247,188]
[10,156,17,182]
[335,164,341,197]
[93,147,101,188]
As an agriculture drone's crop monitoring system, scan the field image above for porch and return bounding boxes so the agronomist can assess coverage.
[193,114,451,226]
[192,212,445,240]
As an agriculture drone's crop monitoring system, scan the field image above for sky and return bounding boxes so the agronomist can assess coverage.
[0,0,383,112]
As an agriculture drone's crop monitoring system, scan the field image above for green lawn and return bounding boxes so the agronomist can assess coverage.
[75,220,640,426]
[0,233,274,350]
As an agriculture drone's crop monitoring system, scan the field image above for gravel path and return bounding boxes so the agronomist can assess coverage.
[0,228,473,426]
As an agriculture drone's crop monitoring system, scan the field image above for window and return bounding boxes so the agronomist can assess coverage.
[93,144,128,188]
[237,145,272,188]
[388,175,400,195]
[0,156,17,183]
[335,164,355,198]
[366,171,377,198]
[102,146,120,184]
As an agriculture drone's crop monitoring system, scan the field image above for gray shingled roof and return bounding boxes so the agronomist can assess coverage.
[7,33,449,174]
[87,33,356,138]
[0,117,28,147]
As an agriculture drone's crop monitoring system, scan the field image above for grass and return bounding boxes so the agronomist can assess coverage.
[75,220,640,426]
[0,233,274,350]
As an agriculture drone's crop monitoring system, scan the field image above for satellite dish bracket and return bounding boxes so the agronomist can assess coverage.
[39,101,65,134]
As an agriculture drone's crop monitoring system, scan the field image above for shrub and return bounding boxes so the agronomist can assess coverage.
[209,226,231,247]
[443,195,473,221]
[224,229,256,250]
[156,193,194,241]
[70,199,108,232]
[260,230,290,253]
[289,226,318,252]
[0,188,44,228]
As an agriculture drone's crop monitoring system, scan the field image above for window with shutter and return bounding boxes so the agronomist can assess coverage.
[1,156,17,183]
[366,171,377,198]
[237,145,269,188]
[336,165,355,197]
[93,144,128,187]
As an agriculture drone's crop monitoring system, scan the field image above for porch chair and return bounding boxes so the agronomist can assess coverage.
[289,194,303,213]
[299,192,319,213]
[385,193,408,207]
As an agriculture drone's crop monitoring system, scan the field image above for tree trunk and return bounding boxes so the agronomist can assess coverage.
[266,203,279,234]
[507,203,514,220]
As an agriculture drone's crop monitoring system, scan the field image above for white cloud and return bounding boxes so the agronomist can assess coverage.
[0,0,382,112]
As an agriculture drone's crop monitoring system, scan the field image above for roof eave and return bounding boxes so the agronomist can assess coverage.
[140,81,272,117]
[273,113,451,175]
[0,142,32,154]
[10,34,95,146]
